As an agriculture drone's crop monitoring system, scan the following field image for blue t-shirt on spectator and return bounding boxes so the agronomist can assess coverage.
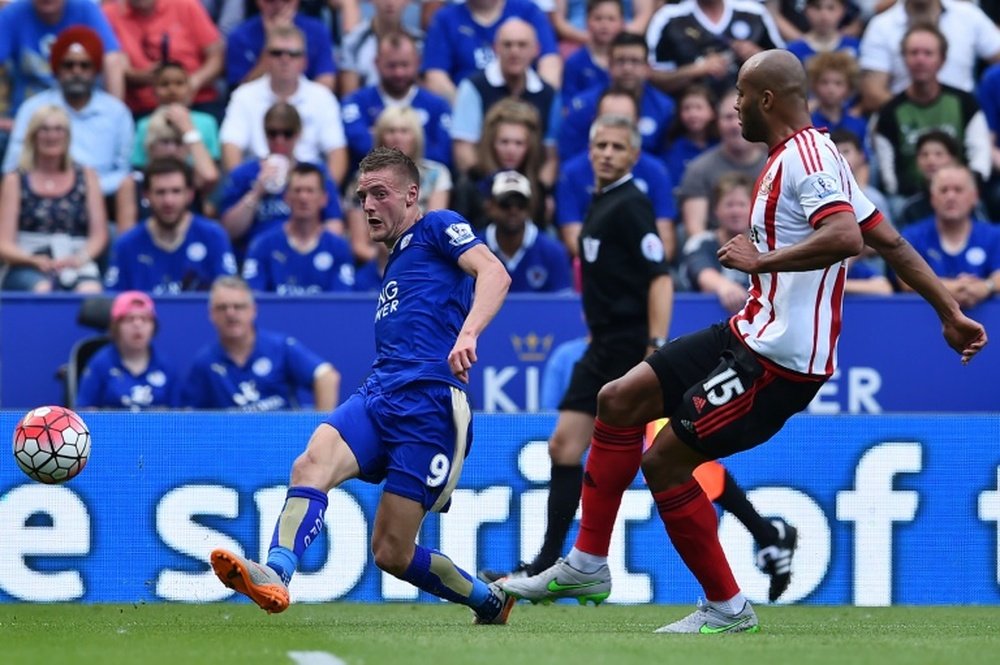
[242,225,355,294]
[105,215,238,294]
[902,218,1000,280]
[76,344,179,410]
[340,86,453,168]
[977,63,1000,148]
[812,108,867,146]
[0,0,121,112]
[219,159,343,259]
[481,221,572,293]
[225,14,336,87]
[181,329,328,410]
[421,0,557,85]
[559,82,674,161]
[785,36,860,64]
[556,151,677,227]
[663,136,718,188]
[561,48,609,103]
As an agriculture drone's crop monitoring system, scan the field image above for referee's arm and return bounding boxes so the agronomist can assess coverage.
[647,274,674,353]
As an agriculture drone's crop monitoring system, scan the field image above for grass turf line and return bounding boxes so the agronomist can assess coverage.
[1,604,998,665]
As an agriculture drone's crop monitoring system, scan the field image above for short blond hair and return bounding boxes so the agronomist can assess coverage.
[144,107,183,153]
[19,105,72,172]
[373,106,426,162]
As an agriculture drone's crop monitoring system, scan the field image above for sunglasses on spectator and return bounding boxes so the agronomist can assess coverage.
[268,48,304,59]
[265,128,296,139]
[498,198,529,210]
[60,60,93,72]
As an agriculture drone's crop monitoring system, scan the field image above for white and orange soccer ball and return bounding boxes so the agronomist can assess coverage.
[12,406,91,484]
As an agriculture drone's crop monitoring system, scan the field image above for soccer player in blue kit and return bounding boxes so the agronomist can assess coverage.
[210,147,513,623]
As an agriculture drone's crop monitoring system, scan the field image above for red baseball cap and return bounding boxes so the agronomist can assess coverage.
[110,291,156,323]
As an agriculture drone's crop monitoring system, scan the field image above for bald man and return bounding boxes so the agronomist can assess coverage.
[500,49,987,633]
[450,17,560,179]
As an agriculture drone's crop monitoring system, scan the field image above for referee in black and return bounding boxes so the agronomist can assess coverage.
[482,113,674,581]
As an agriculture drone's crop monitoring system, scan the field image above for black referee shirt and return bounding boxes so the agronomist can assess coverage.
[578,176,672,337]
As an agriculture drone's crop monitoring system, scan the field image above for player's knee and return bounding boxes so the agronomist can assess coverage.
[289,449,323,486]
[371,535,409,576]
[596,379,637,424]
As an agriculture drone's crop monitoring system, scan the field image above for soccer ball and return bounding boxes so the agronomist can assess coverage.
[12,406,91,484]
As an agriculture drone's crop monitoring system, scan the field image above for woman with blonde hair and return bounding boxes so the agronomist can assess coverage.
[0,105,107,292]
[346,105,452,263]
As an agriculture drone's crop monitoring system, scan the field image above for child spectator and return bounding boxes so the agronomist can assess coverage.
[662,84,719,188]
[806,51,867,144]
[785,0,860,65]
[560,0,623,102]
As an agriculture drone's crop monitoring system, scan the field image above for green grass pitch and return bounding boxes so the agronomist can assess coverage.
[1,603,998,665]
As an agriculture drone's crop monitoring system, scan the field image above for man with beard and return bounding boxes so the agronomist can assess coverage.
[501,49,987,633]
[341,31,452,170]
[105,157,237,294]
[3,25,132,204]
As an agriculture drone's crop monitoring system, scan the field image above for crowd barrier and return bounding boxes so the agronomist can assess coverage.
[1,293,998,412]
[1,412,999,606]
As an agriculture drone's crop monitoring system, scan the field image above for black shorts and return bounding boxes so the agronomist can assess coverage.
[559,330,647,415]
[645,322,825,459]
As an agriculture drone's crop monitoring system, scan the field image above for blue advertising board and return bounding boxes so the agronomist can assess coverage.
[1,412,999,606]
[0,294,998,412]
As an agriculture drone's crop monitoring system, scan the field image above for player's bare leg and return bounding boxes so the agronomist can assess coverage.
[211,424,360,613]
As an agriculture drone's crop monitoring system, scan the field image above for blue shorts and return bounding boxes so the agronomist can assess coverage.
[325,376,473,512]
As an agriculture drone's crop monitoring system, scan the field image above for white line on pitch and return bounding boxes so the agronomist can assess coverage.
[288,651,347,665]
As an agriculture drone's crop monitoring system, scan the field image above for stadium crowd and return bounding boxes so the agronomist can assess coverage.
[0,0,999,408]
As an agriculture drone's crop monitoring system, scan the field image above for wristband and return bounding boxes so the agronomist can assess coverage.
[649,337,667,348]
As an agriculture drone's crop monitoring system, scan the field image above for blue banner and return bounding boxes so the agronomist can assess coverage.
[1,412,998,606]
[1,294,998,412]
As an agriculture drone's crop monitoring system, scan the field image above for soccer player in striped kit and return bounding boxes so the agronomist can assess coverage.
[501,49,987,633]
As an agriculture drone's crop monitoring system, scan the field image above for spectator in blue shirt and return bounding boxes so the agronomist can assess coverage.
[805,51,866,146]
[226,0,337,91]
[422,0,561,103]
[3,26,134,204]
[482,170,572,292]
[76,290,180,410]
[556,89,676,260]
[340,31,452,171]
[242,163,355,294]
[901,165,1000,310]
[181,275,340,410]
[784,0,860,66]
[105,157,237,294]
[0,0,125,117]
[560,0,623,103]
[558,31,674,163]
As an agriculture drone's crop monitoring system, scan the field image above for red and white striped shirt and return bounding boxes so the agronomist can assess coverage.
[732,127,884,378]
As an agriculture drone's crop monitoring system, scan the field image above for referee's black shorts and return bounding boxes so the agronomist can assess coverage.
[559,329,647,416]
[645,322,825,459]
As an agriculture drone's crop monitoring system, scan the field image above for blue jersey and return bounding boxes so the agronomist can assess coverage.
[219,159,343,258]
[977,63,1000,148]
[340,86,453,168]
[811,109,868,146]
[225,14,336,87]
[371,210,480,392]
[242,225,355,294]
[663,136,718,188]
[561,48,609,103]
[180,329,328,410]
[902,218,1000,279]
[75,344,178,410]
[786,36,860,64]
[105,215,237,294]
[0,0,121,112]
[353,258,385,292]
[559,82,675,161]
[481,222,572,293]
[555,151,677,226]
[421,0,557,84]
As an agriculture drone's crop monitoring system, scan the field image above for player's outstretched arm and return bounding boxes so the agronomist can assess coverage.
[863,220,988,364]
[449,245,512,382]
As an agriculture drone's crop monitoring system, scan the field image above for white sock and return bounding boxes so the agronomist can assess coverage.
[565,547,607,573]
[709,592,748,616]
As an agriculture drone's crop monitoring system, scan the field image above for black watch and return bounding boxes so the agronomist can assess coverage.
[649,337,667,348]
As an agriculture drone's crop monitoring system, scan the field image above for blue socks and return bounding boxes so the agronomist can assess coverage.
[266,486,329,585]
[401,544,493,611]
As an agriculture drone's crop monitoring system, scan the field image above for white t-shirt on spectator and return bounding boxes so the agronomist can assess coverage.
[858,0,1000,94]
